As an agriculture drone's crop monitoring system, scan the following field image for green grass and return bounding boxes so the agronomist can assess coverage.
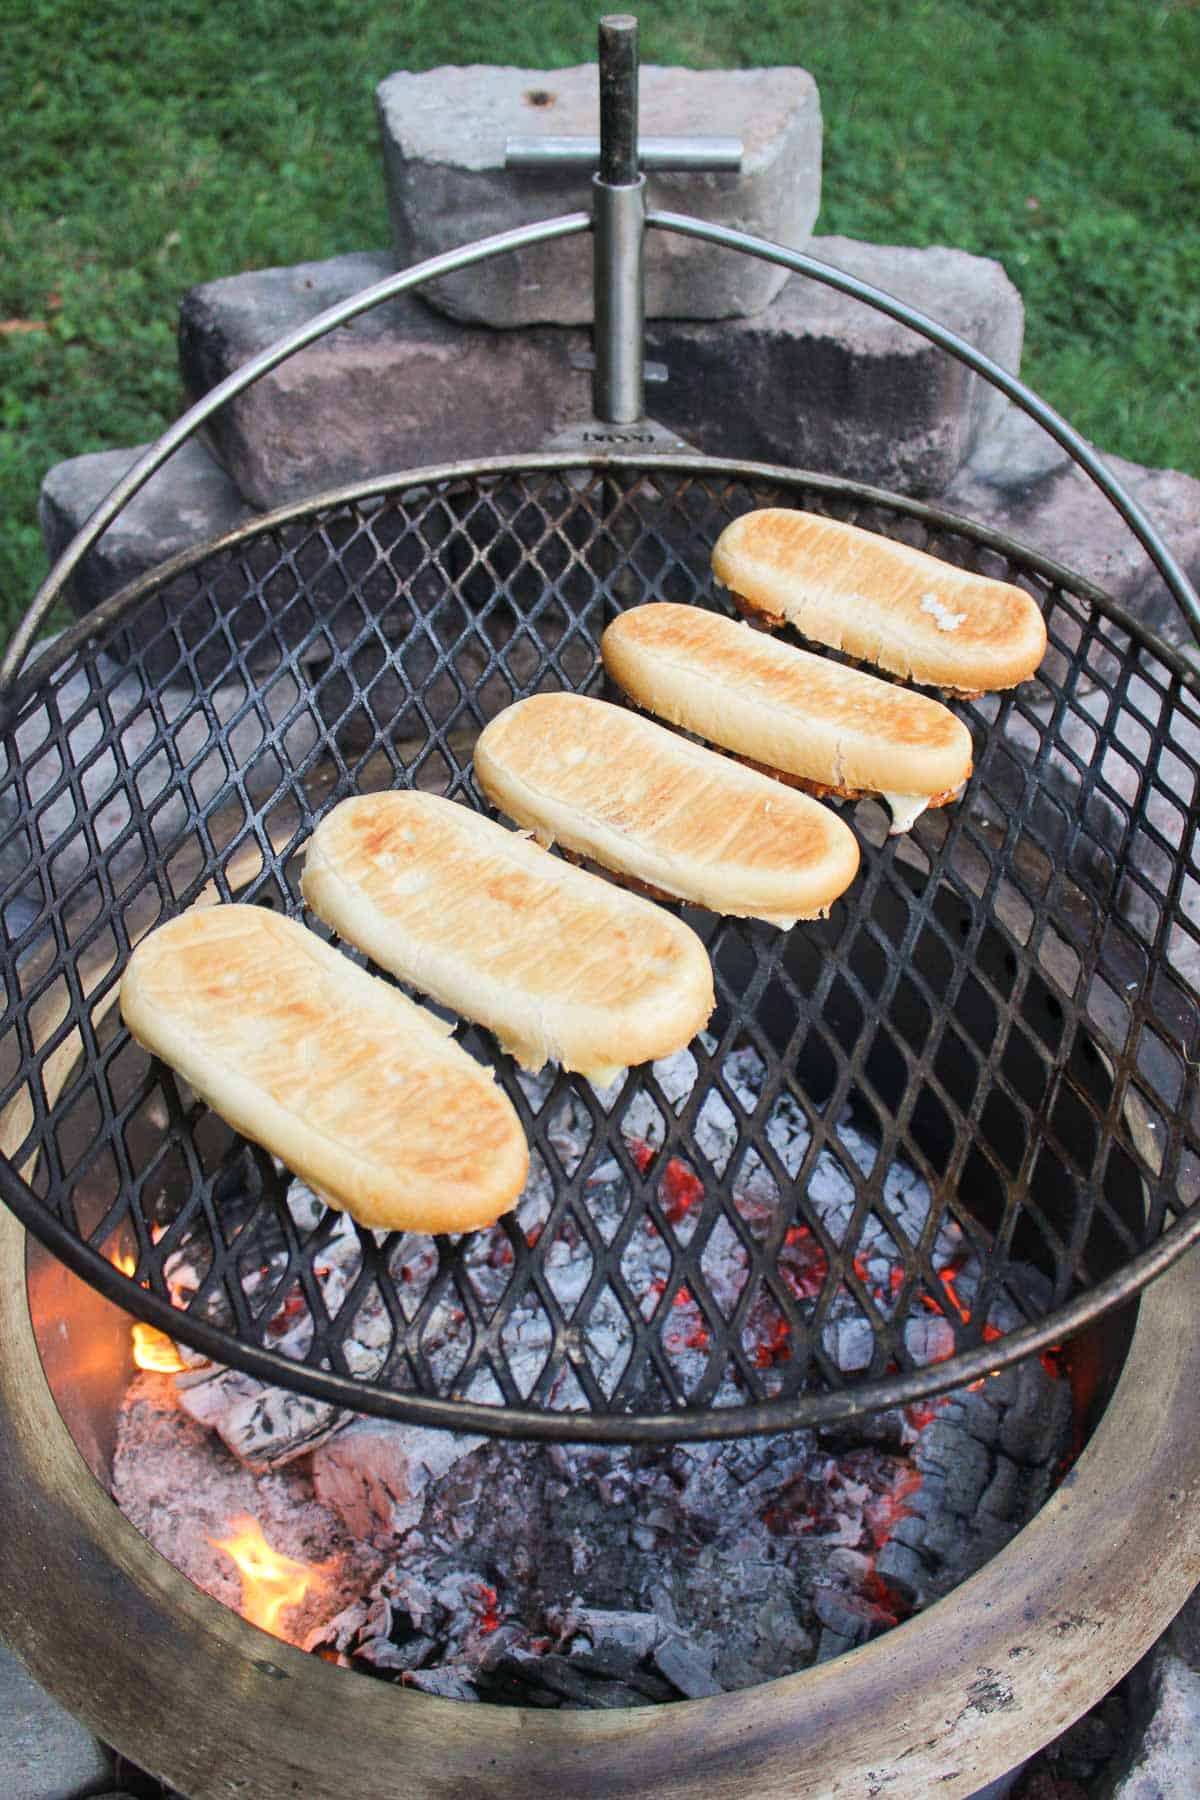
[3,0,1198,648]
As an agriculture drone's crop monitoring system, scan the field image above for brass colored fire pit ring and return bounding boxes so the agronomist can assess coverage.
[1,1198,1197,1799]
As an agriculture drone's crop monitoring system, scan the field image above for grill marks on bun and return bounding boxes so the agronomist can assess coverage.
[473,693,860,927]
[601,602,974,824]
[301,791,714,1083]
[118,513,1030,1238]
[119,905,529,1234]
[711,508,1047,694]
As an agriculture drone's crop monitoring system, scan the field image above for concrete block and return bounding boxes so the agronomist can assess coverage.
[1168,1581,1200,1671]
[178,251,590,507]
[376,63,821,327]
[0,640,320,922]
[648,235,1025,495]
[176,238,1017,510]
[38,439,253,623]
[1110,1650,1200,1798]
[0,1640,113,1800]
[940,402,1200,647]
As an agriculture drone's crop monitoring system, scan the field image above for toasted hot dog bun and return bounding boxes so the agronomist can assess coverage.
[301,792,714,1084]
[711,508,1047,694]
[119,904,528,1234]
[473,693,860,927]
[601,602,974,833]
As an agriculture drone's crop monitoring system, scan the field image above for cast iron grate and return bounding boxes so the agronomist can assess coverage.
[2,459,1199,1440]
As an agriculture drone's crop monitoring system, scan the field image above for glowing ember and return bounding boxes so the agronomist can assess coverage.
[661,1157,704,1223]
[131,1322,186,1374]
[938,1268,971,1323]
[113,1249,187,1371]
[210,1514,329,1639]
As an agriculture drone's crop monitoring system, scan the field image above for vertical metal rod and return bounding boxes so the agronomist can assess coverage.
[598,14,639,184]
[593,178,646,423]
[594,13,645,423]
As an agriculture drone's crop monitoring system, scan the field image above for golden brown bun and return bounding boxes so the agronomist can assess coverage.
[711,508,1047,692]
[473,693,861,926]
[602,602,974,802]
[119,905,528,1234]
[301,791,714,1081]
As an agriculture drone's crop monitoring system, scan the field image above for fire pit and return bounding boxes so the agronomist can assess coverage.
[2,15,1200,1795]
[2,1202,1198,1796]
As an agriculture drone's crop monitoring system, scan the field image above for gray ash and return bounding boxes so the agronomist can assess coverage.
[299,1352,1069,1700]
[111,1371,383,1646]
[112,1041,1075,1705]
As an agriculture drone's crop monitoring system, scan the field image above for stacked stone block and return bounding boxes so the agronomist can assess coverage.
[35,59,1200,653]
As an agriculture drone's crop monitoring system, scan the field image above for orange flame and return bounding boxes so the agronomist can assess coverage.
[131,1322,187,1374]
[210,1515,329,1639]
[114,1250,187,1373]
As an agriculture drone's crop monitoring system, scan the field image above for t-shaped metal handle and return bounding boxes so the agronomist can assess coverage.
[505,14,743,425]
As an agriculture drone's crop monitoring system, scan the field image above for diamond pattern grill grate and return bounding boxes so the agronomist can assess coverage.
[2,460,1199,1441]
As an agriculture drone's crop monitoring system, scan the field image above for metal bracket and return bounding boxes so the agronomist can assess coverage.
[505,14,743,426]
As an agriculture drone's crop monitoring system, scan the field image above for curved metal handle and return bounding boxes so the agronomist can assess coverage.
[5,204,1197,709]
[647,208,1200,642]
[0,212,592,715]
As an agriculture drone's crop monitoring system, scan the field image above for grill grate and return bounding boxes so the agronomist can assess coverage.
[3,458,1199,1441]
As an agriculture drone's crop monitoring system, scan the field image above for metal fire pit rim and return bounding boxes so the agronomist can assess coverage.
[9,451,1200,723]
[1,1137,1197,1443]
[5,198,1197,700]
[2,1202,1199,1800]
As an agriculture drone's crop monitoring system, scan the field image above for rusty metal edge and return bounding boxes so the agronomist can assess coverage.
[1,1197,1197,1799]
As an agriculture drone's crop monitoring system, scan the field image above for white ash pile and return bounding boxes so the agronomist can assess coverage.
[111,1370,382,1646]
[111,1041,1074,1702]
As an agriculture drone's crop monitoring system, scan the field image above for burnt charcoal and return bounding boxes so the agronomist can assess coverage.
[978,1453,1022,1522]
[564,1650,679,1705]
[816,1627,857,1665]
[360,1634,438,1674]
[114,1339,1075,1708]
[955,1398,1003,1449]
[400,1666,479,1702]
[560,1607,665,1668]
[888,1514,929,1553]
[915,1420,991,1505]
[813,1586,897,1644]
[480,1650,666,1710]
[473,1654,564,1707]
[970,1515,1022,1567]
[906,1472,948,1520]
[115,1121,1075,1714]
[920,1511,978,1565]
[873,1540,931,1607]
[750,1593,815,1670]
[652,1634,723,1699]
[886,1370,1075,1607]
[566,1644,654,1685]
[998,1362,1074,1465]
[826,1547,874,1585]
[296,1357,1071,1702]
[817,1409,908,1455]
